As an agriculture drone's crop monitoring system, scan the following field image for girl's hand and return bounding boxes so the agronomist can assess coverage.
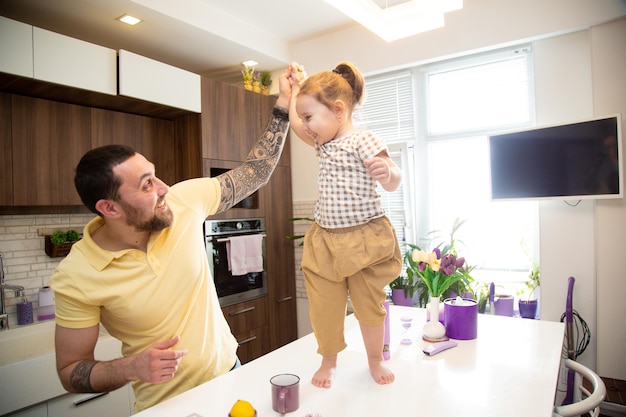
[364,157,391,184]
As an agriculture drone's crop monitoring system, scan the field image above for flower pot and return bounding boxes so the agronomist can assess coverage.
[518,299,538,319]
[261,85,270,95]
[243,80,252,91]
[44,235,74,258]
[391,288,414,306]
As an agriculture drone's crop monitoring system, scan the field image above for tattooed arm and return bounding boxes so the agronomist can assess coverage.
[215,67,292,213]
[55,324,188,393]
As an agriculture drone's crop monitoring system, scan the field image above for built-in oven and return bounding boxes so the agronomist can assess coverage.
[204,217,267,307]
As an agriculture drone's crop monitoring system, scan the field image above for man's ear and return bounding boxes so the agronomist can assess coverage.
[95,199,122,219]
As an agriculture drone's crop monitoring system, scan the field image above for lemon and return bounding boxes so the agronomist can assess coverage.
[230,399,255,417]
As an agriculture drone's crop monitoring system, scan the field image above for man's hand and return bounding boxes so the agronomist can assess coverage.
[130,336,188,384]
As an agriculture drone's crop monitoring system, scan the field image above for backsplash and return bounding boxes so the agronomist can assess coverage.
[1,203,313,325]
[0,213,92,324]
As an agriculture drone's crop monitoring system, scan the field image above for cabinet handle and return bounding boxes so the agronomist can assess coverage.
[229,306,256,316]
[72,392,109,406]
[276,296,293,303]
[238,335,257,345]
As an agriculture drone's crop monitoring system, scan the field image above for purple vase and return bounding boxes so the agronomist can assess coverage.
[518,299,538,319]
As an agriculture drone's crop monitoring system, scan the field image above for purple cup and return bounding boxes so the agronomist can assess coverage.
[444,298,478,340]
[270,373,299,413]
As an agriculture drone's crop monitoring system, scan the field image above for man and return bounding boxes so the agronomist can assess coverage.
[50,66,293,413]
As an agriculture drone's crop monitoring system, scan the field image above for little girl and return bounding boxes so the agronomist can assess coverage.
[288,62,402,388]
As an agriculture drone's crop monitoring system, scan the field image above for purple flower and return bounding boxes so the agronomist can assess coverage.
[456,257,465,268]
[433,247,441,259]
[439,254,457,275]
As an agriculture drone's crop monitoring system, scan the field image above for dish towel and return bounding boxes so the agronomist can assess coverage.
[227,234,264,276]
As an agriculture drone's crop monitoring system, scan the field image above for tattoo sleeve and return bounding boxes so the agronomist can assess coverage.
[216,106,290,213]
[70,360,97,392]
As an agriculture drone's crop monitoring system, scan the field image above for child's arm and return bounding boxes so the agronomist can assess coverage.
[364,152,402,192]
[287,63,316,147]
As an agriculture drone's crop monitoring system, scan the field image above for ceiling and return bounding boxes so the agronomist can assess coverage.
[0,0,356,83]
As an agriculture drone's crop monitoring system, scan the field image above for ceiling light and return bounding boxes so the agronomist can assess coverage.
[117,14,142,26]
[242,60,258,68]
[324,0,462,42]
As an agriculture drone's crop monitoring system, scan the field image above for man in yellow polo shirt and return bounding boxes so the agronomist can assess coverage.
[50,66,294,413]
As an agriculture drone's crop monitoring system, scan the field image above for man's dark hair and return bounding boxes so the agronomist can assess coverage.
[75,145,137,215]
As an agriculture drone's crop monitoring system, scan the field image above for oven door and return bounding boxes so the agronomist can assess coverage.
[205,233,268,307]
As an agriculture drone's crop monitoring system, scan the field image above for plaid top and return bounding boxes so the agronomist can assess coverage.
[314,130,386,228]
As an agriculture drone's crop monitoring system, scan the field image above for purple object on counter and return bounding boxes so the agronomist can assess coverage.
[444,298,478,340]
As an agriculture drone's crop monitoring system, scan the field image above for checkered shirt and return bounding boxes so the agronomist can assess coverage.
[314,130,387,228]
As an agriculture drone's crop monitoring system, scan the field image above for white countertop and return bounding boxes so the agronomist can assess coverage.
[135,305,565,417]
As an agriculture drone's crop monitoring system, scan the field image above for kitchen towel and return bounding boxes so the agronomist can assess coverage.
[227,234,264,276]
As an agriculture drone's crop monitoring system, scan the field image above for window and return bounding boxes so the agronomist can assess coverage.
[358,46,538,288]
[419,47,537,284]
[354,70,416,256]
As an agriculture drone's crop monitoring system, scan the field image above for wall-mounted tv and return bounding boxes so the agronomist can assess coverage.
[489,114,623,201]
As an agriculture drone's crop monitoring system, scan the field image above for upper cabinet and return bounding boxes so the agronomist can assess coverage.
[119,50,201,113]
[0,16,33,78]
[33,27,117,95]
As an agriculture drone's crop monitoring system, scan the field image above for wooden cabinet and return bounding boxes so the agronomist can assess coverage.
[265,165,298,349]
[0,92,195,211]
[0,92,12,205]
[202,77,297,357]
[221,296,271,364]
[11,95,91,206]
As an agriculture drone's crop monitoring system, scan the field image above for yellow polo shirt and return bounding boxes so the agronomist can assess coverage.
[51,177,238,412]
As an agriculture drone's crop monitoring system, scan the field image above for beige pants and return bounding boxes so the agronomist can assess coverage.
[301,216,402,356]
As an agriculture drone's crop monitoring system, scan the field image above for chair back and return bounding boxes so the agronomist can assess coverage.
[553,359,606,417]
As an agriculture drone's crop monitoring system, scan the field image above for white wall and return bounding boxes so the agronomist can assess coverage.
[289,1,626,377]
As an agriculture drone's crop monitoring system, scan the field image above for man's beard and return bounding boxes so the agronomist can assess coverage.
[119,199,173,232]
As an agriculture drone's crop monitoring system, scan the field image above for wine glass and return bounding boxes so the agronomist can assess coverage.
[400,316,413,345]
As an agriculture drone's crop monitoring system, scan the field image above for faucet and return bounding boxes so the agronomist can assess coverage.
[0,253,25,330]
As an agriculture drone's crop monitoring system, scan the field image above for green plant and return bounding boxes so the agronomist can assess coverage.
[285,217,314,246]
[408,218,474,298]
[50,229,81,245]
[241,65,254,82]
[261,71,272,87]
[519,262,540,301]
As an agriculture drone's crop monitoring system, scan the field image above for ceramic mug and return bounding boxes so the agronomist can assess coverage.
[270,373,299,413]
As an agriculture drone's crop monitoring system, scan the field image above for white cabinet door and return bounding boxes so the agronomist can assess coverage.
[0,16,34,77]
[118,49,201,112]
[33,27,117,95]
[47,385,132,417]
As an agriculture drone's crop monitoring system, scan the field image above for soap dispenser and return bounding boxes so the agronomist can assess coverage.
[38,286,55,321]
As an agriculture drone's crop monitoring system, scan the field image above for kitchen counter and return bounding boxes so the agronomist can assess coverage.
[0,320,123,415]
[134,305,565,417]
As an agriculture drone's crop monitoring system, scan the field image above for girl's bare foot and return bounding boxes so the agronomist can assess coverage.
[369,359,395,384]
[311,355,337,388]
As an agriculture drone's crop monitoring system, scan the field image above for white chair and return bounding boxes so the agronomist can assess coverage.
[553,358,607,417]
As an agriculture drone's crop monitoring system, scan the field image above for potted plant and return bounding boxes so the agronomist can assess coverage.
[260,71,272,95]
[389,247,428,307]
[241,64,254,91]
[252,71,261,93]
[45,229,81,258]
[518,262,540,319]
[408,218,474,339]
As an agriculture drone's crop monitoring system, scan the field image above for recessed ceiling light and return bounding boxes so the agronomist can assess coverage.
[117,14,142,26]
[242,60,258,67]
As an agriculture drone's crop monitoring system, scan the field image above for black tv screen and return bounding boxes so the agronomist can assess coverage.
[489,115,623,201]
